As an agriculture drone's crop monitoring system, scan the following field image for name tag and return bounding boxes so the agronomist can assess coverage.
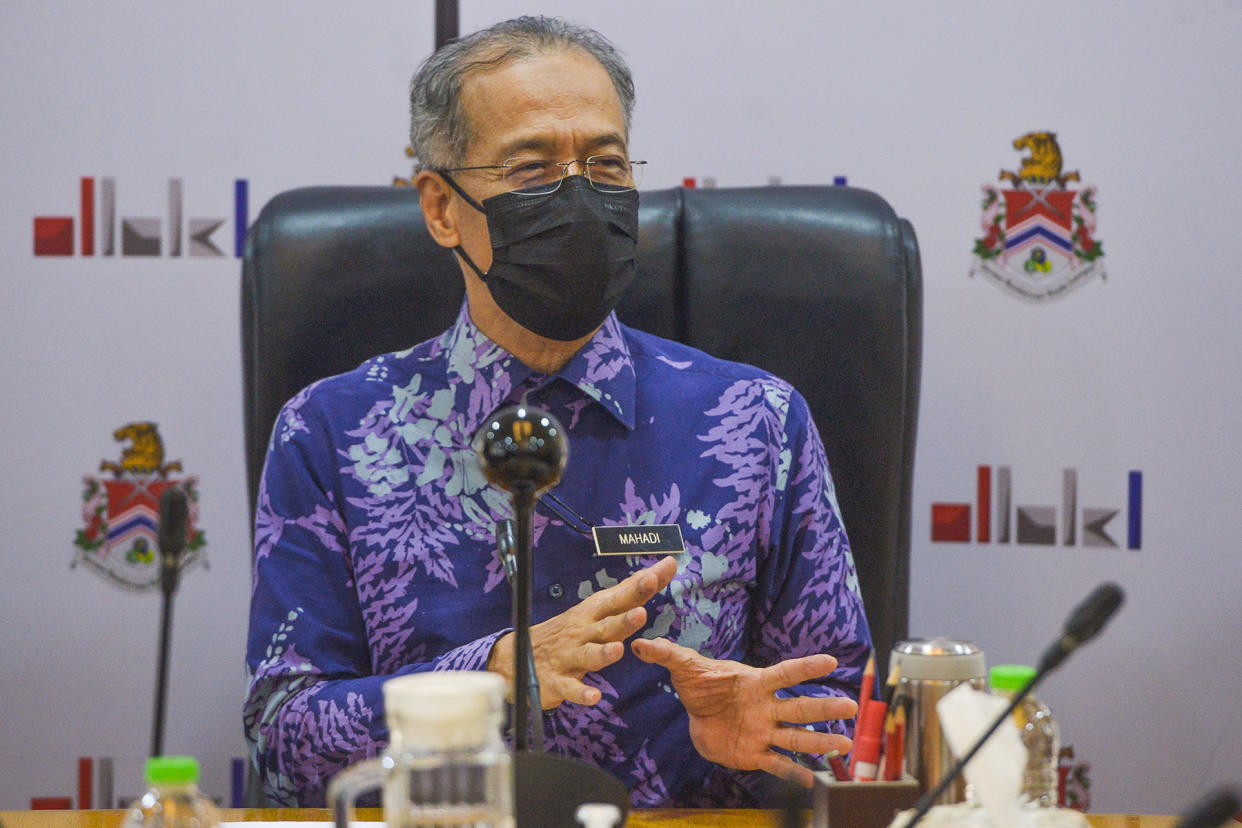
[592,524,685,556]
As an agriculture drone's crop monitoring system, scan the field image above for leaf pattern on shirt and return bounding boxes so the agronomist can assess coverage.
[700,378,785,526]
[760,426,868,688]
[243,671,308,806]
[578,316,632,385]
[273,378,326,446]
[612,478,682,526]
[245,606,376,806]
[651,379,789,659]
[543,673,628,766]
[253,488,346,596]
[252,490,284,571]
[628,740,671,807]
[274,684,377,804]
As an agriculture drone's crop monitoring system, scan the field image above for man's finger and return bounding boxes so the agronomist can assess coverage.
[760,653,838,692]
[768,725,853,758]
[590,605,648,644]
[588,556,678,619]
[576,640,626,673]
[546,675,603,708]
[772,693,858,724]
[630,636,703,672]
[756,751,815,788]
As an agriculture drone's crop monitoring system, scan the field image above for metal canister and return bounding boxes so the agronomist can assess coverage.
[890,638,987,804]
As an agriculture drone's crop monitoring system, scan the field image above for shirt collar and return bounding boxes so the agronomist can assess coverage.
[552,312,636,431]
[441,303,637,435]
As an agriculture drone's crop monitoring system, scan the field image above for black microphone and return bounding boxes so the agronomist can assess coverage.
[1037,582,1124,673]
[472,404,568,753]
[903,582,1125,828]
[151,485,189,757]
[473,404,632,827]
[158,486,189,597]
[1175,786,1242,828]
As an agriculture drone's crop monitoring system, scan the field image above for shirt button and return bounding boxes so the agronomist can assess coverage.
[547,582,564,599]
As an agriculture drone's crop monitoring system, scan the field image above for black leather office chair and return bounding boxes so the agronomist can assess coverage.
[241,184,921,683]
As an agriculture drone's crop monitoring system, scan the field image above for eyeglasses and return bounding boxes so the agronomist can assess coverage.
[441,154,646,195]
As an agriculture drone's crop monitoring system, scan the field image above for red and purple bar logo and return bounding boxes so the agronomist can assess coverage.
[931,466,1142,550]
[33,176,248,258]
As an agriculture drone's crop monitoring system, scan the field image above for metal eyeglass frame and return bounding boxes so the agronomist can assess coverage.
[440,155,647,195]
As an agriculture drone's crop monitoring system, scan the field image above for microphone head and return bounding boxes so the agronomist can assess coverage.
[157,486,189,558]
[1039,581,1124,673]
[472,404,568,495]
[1064,581,1124,644]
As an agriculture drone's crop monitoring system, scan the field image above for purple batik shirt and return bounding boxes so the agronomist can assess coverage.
[245,303,871,808]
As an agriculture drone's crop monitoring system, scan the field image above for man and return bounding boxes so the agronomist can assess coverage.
[245,16,870,808]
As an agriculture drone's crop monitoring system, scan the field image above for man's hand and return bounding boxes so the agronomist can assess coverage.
[631,637,857,787]
[488,555,678,708]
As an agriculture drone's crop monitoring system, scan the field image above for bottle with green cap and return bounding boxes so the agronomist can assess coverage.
[122,756,220,827]
[989,664,1061,807]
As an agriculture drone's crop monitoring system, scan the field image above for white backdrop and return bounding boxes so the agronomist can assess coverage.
[2,0,1239,814]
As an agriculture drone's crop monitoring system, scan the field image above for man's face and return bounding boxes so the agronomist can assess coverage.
[449,48,629,274]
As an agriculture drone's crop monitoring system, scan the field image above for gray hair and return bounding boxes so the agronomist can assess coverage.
[408,16,635,170]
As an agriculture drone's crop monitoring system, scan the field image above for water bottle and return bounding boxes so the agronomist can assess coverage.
[122,755,219,828]
[989,664,1061,806]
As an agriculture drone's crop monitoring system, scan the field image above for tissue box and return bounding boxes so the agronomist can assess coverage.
[812,773,921,828]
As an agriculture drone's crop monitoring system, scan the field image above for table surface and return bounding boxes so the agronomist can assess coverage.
[0,809,1211,828]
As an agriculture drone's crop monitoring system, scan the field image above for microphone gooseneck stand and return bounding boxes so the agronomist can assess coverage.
[473,403,630,827]
[475,403,564,753]
[510,482,542,751]
[151,486,189,757]
[496,517,542,747]
[902,582,1125,828]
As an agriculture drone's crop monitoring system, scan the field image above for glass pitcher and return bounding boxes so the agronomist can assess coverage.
[328,670,513,828]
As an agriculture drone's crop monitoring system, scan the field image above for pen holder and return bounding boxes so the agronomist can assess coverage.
[812,774,920,828]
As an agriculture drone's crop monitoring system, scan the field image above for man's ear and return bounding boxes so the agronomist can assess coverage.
[415,170,460,249]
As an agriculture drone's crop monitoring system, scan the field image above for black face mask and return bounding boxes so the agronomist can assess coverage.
[442,174,639,342]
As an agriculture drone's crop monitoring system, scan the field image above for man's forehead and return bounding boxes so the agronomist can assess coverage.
[458,48,626,158]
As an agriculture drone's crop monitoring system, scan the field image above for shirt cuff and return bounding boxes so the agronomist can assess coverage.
[434,627,514,672]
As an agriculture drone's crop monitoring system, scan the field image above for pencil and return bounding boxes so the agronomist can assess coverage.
[882,660,902,707]
[882,705,907,781]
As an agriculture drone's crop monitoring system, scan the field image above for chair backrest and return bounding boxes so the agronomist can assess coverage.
[242,184,921,678]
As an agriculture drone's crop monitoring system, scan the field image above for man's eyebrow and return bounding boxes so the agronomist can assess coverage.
[583,132,628,154]
[495,136,553,159]
[495,131,628,160]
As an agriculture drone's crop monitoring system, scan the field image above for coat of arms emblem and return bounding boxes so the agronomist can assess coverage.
[74,422,206,589]
[971,131,1105,300]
